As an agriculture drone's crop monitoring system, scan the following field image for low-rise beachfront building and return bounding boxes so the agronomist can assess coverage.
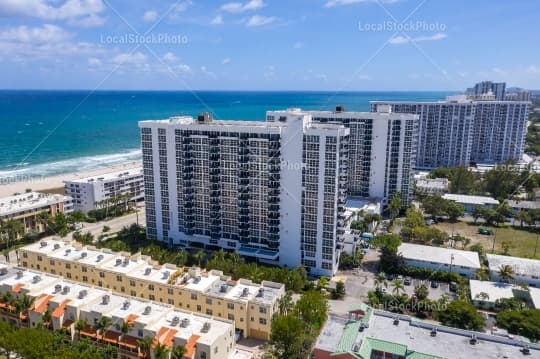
[469,280,531,310]
[442,193,499,213]
[486,254,540,287]
[398,243,481,278]
[16,239,285,340]
[415,178,449,195]
[313,304,540,359]
[0,264,236,359]
[505,200,540,212]
[0,192,73,237]
[63,167,144,213]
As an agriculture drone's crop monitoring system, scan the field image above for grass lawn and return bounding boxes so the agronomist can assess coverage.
[433,221,540,259]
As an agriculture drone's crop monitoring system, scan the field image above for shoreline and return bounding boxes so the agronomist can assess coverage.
[0,160,142,198]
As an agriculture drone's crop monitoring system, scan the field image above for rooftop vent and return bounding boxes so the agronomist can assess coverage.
[123,258,129,266]
[220,284,228,293]
[81,252,87,258]
[40,241,47,247]
[54,244,60,250]
[257,288,264,297]
[335,105,345,113]
[97,254,104,262]
[470,334,477,345]
[16,270,23,279]
[122,300,130,310]
[143,306,152,315]
[393,317,399,326]
[430,328,437,337]
[181,318,190,327]
[115,258,122,266]
[522,345,531,355]
[62,286,70,294]
[78,290,87,299]
[102,295,110,305]
[242,287,249,297]
[197,112,213,124]
[194,276,201,283]
[54,284,62,293]
[171,316,180,326]
[32,275,41,283]
[202,322,211,333]
[163,271,170,279]
[65,249,71,256]
[0,268,7,276]
[144,267,152,275]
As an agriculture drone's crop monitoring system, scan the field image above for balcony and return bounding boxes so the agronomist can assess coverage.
[239,223,250,230]
[239,215,250,223]
[268,204,280,212]
[239,179,250,186]
[211,204,221,212]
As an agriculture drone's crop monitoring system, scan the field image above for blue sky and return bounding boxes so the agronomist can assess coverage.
[0,0,539,90]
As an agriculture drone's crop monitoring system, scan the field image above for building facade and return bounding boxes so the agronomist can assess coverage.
[371,84,531,169]
[0,192,73,237]
[268,106,419,206]
[139,110,349,276]
[64,167,144,213]
[17,239,285,340]
[0,263,236,359]
[487,254,540,287]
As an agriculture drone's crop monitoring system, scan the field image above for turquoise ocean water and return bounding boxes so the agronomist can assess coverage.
[0,90,454,179]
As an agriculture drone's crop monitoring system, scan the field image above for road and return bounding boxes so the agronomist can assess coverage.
[67,208,146,240]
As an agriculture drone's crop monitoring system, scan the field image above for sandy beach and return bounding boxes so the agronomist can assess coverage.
[0,161,142,197]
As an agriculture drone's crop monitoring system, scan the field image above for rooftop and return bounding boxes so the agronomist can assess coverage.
[0,192,71,217]
[506,200,540,210]
[398,243,481,269]
[316,309,540,359]
[0,267,60,295]
[416,178,449,189]
[469,280,516,303]
[442,194,499,206]
[486,253,540,278]
[64,167,143,184]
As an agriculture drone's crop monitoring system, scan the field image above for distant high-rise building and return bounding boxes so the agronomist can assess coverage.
[268,107,419,206]
[466,81,506,100]
[139,109,349,276]
[371,83,530,169]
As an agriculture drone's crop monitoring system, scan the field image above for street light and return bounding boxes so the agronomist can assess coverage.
[449,253,455,273]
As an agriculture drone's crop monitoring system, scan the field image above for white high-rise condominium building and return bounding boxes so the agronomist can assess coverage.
[64,168,144,212]
[277,106,419,206]
[139,109,349,276]
[466,81,506,100]
[371,85,530,169]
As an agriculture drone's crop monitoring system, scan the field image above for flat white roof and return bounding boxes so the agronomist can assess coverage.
[0,268,61,295]
[399,243,481,269]
[0,192,70,217]
[416,178,449,189]
[469,280,515,303]
[443,194,499,206]
[128,263,178,284]
[99,254,148,275]
[40,279,107,308]
[64,167,143,184]
[487,253,540,278]
[529,287,540,309]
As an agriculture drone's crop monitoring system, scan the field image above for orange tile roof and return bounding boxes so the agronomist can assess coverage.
[52,299,71,318]
[32,294,54,314]
[185,334,200,358]
[152,326,178,348]
[125,313,139,324]
[12,283,24,293]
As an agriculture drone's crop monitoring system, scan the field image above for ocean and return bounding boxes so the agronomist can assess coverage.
[0,90,454,179]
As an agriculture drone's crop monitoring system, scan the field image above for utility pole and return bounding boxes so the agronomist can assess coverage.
[491,229,496,253]
[449,253,455,273]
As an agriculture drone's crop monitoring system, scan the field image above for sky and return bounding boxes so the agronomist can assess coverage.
[0,0,539,91]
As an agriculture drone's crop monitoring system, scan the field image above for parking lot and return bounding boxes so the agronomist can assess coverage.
[383,276,457,301]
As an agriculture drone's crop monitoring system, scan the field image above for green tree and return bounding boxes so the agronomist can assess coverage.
[171,345,187,359]
[414,284,429,301]
[74,319,86,341]
[391,279,405,296]
[446,201,465,222]
[95,316,112,344]
[515,210,530,227]
[471,206,484,223]
[497,309,540,342]
[437,300,485,331]
[269,314,305,359]
[374,272,388,291]
[388,193,402,221]
[498,264,514,283]
[449,166,476,194]
[277,291,294,316]
[294,290,327,330]
[138,336,153,359]
[332,280,346,300]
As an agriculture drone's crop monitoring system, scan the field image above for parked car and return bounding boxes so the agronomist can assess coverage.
[397,275,403,281]
[430,281,439,288]
[387,274,395,280]
[478,227,493,235]
[404,277,412,285]
[449,281,458,292]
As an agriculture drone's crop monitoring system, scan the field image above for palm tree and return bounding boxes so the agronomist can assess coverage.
[374,272,388,291]
[228,251,240,265]
[14,294,33,326]
[153,342,169,359]
[42,310,52,329]
[171,345,187,359]
[388,194,402,221]
[1,219,25,249]
[74,319,86,341]
[391,279,405,296]
[277,291,293,316]
[214,249,226,262]
[138,336,153,359]
[95,316,112,344]
[119,319,133,341]
[498,264,514,283]
[515,210,530,228]
[194,250,204,267]
[475,292,490,301]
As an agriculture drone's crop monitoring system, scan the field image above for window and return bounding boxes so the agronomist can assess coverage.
[227,303,234,310]
[37,256,42,261]
[66,273,72,279]
[82,276,88,282]
[206,309,212,315]
[206,298,212,305]
[228,314,234,320]
[149,295,155,300]
[259,307,267,314]
[259,318,267,325]
[167,288,173,295]
[168,299,174,305]
[82,266,87,273]
[65,263,71,269]
[99,272,105,278]
[130,280,136,287]
[148,284,154,290]
[191,293,197,300]
[196,305,201,312]
[201,352,206,359]
[22,252,27,258]
[131,291,136,297]
[116,275,122,282]
[49,259,55,265]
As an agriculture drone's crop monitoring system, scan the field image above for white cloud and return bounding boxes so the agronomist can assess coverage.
[112,52,147,66]
[201,65,216,78]
[210,15,223,25]
[388,32,447,45]
[0,24,72,43]
[293,41,304,49]
[325,0,398,7]
[245,15,276,27]
[162,52,177,63]
[87,57,101,66]
[175,64,191,73]
[0,0,107,27]
[222,57,231,65]
[221,0,265,13]
[526,65,540,74]
[169,0,192,17]
[143,10,158,22]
